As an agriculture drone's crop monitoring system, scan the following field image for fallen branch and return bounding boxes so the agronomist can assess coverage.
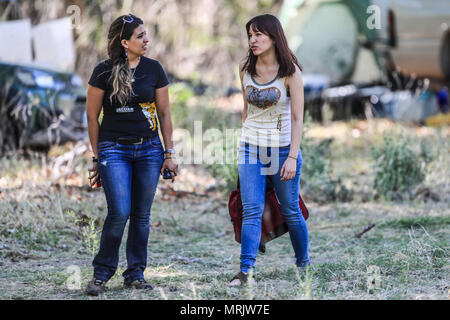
[48,141,88,182]
[309,223,353,231]
[414,187,440,202]
[355,223,376,238]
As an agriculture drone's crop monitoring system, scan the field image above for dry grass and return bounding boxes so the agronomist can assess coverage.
[0,119,448,300]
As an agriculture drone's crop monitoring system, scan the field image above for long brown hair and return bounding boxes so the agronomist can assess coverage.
[242,14,302,78]
[106,14,143,105]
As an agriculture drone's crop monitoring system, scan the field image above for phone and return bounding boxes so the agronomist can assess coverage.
[93,181,102,188]
[162,168,172,180]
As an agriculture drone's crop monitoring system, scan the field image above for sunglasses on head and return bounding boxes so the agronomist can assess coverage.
[119,14,134,40]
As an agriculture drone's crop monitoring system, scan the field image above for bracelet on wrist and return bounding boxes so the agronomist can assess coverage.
[288,155,297,161]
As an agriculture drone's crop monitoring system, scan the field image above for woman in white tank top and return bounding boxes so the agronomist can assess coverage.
[229,14,310,286]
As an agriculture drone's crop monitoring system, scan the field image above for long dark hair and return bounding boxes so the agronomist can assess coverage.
[241,14,302,78]
[107,14,143,105]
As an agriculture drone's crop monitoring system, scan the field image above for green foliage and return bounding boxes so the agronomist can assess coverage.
[204,121,239,193]
[66,210,100,256]
[206,159,238,193]
[294,264,314,299]
[380,216,450,229]
[300,112,352,202]
[169,82,224,131]
[168,83,196,129]
[370,133,433,200]
[168,84,241,193]
[0,226,61,251]
[419,139,435,165]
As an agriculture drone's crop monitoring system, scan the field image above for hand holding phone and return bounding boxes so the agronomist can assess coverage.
[162,168,172,180]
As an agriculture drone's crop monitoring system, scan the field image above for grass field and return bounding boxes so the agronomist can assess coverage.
[0,119,448,300]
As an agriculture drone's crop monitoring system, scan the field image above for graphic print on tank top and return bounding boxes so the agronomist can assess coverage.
[245,85,281,109]
[241,71,291,147]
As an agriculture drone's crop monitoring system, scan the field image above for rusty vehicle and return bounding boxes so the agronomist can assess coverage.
[279,0,450,121]
[0,60,87,154]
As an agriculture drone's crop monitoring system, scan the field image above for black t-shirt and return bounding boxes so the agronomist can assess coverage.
[88,56,169,141]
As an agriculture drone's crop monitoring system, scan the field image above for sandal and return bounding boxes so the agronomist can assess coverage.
[228,271,256,287]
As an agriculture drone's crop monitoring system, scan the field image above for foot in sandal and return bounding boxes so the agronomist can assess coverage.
[228,271,256,287]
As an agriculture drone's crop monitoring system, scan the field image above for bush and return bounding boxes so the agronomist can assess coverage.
[370,133,433,200]
[204,120,239,193]
[168,82,196,130]
[300,112,352,202]
[206,159,238,193]
[167,81,242,193]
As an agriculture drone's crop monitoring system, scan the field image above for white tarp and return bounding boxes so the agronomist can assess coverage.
[31,17,75,71]
[0,19,33,64]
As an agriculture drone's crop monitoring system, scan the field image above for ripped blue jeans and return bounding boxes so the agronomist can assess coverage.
[238,142,310,273]
[93,136,164,283]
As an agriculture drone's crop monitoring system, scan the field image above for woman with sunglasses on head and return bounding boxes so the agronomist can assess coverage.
[229,14,309,286]
[85,14,178,296]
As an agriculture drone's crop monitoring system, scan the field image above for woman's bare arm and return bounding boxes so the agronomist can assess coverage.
[286,65,305,159]
[155,85,174,151]
[86,84,104,158]
[239,64,248,124]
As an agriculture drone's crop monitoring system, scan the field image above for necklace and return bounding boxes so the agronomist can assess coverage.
[131,67,137,83]
[130,57,140,83]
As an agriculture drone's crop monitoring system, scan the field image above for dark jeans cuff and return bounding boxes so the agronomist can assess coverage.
[123,270,144,283]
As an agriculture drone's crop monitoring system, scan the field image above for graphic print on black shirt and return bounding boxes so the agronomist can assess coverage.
[88,56,169,141]
[138,101,158,131]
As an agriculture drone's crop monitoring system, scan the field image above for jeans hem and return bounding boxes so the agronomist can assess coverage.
[296,261,310,268]
[240,265,255,273]
[92,273,111,282]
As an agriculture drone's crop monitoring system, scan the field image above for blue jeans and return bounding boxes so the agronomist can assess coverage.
[92,136,164,283]
[238,143,309,273]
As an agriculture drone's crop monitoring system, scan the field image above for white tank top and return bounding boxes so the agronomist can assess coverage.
[240,71,291,147]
